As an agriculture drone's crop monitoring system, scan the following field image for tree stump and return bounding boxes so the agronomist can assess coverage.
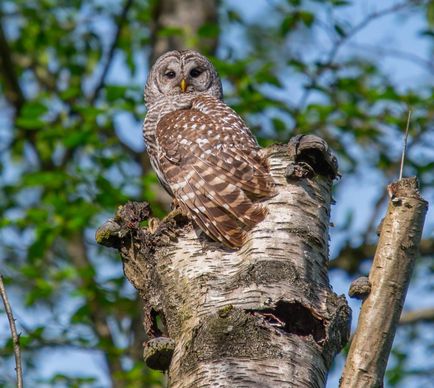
[96,135,351,387]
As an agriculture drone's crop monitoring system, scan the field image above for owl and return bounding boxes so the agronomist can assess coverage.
[143,50,276,248]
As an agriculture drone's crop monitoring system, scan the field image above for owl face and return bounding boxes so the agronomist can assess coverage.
[144,50,223,105]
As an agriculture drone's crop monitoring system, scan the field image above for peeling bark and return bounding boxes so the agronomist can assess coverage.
[96,136,351,387]
[340,177,428,388]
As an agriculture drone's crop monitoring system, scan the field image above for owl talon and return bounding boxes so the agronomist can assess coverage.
[148,217,161,234]
[148,209,188,236]
[162,208,187,225]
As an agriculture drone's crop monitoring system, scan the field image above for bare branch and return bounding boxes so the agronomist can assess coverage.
[349,42,434,72]
[0,275,23,388]
[400,307,434,325]
[90,0,134,103]
[0,18,53,169]
[0,20,25,113]
[340,177,428,387]
[297,0,427,109]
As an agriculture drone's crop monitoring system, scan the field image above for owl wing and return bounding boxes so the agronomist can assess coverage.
[156,97,276,248]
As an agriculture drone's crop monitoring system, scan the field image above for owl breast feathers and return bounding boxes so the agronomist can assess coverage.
[143,50,276,248]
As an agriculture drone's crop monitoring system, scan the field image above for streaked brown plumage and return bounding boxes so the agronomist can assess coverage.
[143,50,276,248]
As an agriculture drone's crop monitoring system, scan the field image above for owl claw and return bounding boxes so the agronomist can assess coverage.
[148,217,161,234]
[148,208,189,236]
[162,207,187,224]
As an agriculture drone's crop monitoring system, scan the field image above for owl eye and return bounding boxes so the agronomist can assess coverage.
[165,70,176,79]
[190,68,202,78]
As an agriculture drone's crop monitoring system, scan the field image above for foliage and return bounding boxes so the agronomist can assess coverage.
[0,0,432,386]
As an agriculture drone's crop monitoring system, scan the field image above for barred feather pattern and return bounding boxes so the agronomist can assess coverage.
[143,51,276,248]
[144,94,276,248]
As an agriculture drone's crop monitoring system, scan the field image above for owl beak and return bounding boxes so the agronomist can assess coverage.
[180,79,187,93]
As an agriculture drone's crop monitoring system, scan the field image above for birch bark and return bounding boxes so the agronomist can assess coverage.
[96,136,351,387]
[341,177,428,387]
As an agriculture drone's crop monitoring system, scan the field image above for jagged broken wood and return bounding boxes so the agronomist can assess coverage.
[340,177,428,388]
[96,135,351,387]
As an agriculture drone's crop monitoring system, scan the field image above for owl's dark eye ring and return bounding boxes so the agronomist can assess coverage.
[190,68,202,78]
[165,70,176,79]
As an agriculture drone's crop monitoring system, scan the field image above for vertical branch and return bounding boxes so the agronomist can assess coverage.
[0,275,23,388]
[0,20,25,114]
[90,0,134,103]
[340,177,428,387]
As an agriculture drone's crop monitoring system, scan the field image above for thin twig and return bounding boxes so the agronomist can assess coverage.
[400,307,434,325]
[90,0,134,103]
[349,42,434,72]
[399,109,412,180]
[0,275,23,388]
[296,0,425,110]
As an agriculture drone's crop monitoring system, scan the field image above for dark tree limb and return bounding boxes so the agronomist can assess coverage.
[0,274,23,388]
[97,136,351,387]
[340,177,428,387]
[90,0,134,103]
[0,20,25,114]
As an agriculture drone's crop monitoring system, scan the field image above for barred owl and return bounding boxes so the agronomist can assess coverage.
[143,50,276,248]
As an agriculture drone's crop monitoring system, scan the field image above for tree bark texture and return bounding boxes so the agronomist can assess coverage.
[340,177,428,388]
[96,135,351,387]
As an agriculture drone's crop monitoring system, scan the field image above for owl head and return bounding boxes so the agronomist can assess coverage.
[144,50,223,106]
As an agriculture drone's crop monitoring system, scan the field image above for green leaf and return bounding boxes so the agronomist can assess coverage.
[157,26,184,38]
[198,22,220,39]
[15,117,46,129]
[332,0,350,6]
[105,85,129,102]
[280,15,297,35]
[20,101,48,118]
[300,11,315,27]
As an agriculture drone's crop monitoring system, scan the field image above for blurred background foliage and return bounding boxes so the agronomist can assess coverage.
[0,0,433,386]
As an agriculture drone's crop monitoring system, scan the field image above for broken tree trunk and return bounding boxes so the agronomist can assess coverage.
[96,135,351,387]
